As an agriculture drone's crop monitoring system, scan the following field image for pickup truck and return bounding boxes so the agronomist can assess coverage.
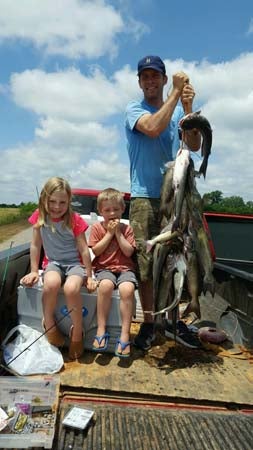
[0,189,253,449]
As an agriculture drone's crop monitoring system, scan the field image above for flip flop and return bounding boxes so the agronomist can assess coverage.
[115,339,131,358]
[92,332,110,352]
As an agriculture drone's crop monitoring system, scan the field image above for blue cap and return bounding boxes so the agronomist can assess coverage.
[137,55,166,76]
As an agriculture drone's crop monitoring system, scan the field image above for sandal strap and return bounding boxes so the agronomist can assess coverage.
[94,332,110,346]
[116,339,131,351]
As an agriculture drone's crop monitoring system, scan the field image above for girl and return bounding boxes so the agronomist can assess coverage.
[21,177,97,359]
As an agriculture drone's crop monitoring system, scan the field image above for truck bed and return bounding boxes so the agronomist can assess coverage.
[1,245,253,448]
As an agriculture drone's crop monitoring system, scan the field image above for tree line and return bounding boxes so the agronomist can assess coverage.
[202,191,253,214]
[1,192,253,216]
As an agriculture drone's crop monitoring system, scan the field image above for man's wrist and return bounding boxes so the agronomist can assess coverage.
[168,86,181,100]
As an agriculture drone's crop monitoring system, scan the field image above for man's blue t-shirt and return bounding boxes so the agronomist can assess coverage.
[125,100,184,198]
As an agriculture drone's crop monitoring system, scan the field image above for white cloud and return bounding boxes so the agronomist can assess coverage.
[10,67,134,121]
[35,117,119,149]
[0,0,147,60]
[0,140,130,204]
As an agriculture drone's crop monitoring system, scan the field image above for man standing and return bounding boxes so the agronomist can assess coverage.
[125,55,200,350]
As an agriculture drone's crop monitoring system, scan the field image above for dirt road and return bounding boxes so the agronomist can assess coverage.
[0,227,32,252]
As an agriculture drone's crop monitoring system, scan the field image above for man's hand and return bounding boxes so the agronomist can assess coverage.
[181,83,195,114]
[172,72,189,95]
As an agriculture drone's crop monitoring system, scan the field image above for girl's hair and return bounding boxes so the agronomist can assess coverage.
[37,177,73,229]
[97,188,125,212]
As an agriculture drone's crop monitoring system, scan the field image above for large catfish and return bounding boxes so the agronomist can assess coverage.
[180,111,212,179]
[171,148,190,232]
[183,233,201,319]
[160,161,175,228]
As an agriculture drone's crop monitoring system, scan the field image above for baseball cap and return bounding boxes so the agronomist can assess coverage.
[137,55,166,76]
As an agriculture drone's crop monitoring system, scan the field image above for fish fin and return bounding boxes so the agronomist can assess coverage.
[198,157,208,178]
[203,274,215,297]
[146,240,154,253]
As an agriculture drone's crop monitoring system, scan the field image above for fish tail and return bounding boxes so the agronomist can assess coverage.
[198,157,208,178]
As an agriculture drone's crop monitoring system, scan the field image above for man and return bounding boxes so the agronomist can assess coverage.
[125,55,201,350]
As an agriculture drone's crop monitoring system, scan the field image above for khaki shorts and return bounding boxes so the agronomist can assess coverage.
[130,197,161,282]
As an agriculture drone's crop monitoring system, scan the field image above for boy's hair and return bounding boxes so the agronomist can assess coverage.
[37,177,73,229]
[97,188,125,212]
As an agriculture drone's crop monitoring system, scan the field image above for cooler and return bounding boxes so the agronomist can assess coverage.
[17,284,134,353]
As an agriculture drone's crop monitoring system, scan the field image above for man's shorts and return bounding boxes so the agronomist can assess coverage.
[44,262,86,283]
[95,269,138,289]
[130,197,161,282]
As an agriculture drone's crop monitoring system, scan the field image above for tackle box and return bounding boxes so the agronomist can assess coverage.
[0,375,59,448]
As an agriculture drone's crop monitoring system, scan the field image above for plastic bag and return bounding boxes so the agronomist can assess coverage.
[1,324,64,375]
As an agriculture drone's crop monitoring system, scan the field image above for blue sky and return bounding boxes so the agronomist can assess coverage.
[0,0,253,203]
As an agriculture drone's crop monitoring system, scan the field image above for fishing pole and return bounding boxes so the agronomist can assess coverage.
[0,240,14,301]
[35,185,40,201]
[2,307,75,368]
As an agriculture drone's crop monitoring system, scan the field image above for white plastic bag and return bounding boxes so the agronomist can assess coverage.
[1,324,64,375]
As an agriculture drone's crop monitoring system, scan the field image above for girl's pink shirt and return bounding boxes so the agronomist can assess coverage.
[28,209,89,236]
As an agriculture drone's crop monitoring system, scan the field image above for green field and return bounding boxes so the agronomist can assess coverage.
[0,207,21,226]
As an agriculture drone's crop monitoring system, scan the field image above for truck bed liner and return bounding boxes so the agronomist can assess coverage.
[56,397,253,450]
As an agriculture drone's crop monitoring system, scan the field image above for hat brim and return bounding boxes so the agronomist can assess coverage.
[138,65,165,76]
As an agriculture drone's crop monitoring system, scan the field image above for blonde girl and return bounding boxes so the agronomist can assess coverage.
[21,177,97,359]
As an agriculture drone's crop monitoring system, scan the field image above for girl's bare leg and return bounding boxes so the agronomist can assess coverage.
[63,275,84,342]
[42,271,62,329]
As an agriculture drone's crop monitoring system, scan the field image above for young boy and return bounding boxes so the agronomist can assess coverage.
[88,188,137,358]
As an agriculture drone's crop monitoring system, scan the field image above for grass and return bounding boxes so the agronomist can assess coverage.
[0,208,31,243]
[0,218,30,243]
[0,207,20,215]
[0,207,20,226]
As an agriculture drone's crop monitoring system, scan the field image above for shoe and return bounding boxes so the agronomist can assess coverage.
[115,339,131,358]
[68,326,84,360]
[133,323,155,351]
[92,332,110,352]
[42,319,65,347]
[164,320,202,349]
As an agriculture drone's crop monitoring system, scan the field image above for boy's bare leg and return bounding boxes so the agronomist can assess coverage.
[118,281,135,355]
[93,279,114,348]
